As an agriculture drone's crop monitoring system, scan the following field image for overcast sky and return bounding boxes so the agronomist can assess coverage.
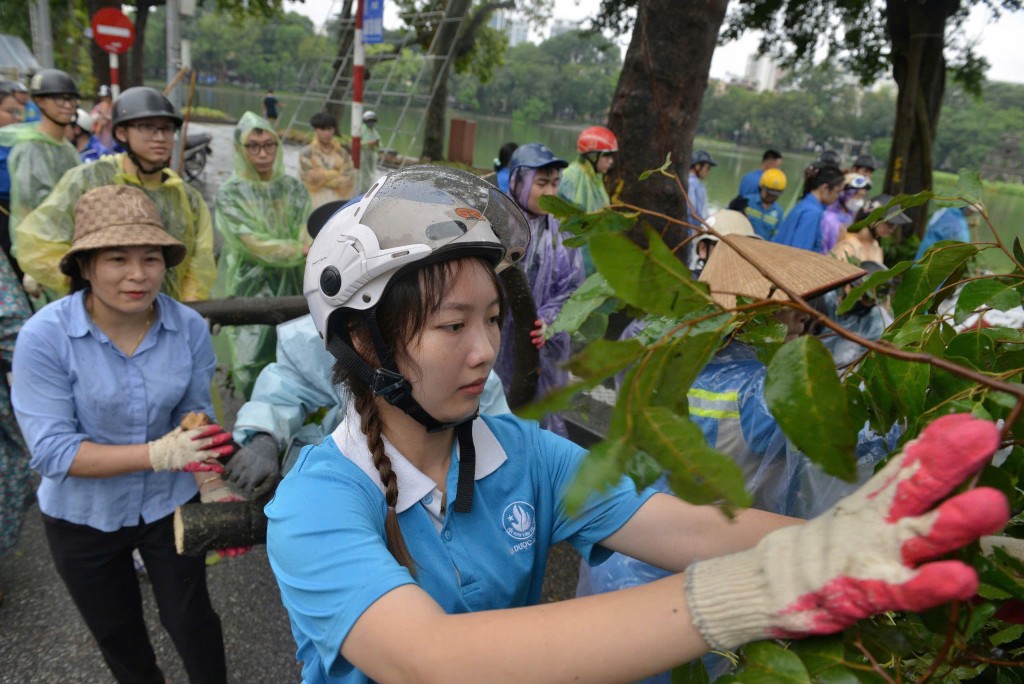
[285,0,1024,85]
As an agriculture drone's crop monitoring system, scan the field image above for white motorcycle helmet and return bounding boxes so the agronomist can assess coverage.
[305,165,529,513]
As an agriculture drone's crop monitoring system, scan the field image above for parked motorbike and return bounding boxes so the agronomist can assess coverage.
[180,132,213,182]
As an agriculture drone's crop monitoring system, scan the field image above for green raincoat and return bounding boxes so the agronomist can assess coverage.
[13,153,216,301]
[557,158,611,276]
[0,124,80,249]
[215,112,311,398]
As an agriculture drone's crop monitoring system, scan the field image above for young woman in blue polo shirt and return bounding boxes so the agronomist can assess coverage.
[267,165,1008,684]
[12,185,236,684]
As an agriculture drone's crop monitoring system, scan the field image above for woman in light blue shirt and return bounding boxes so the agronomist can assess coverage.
[12,185,235,684]
[267,166,1003,684]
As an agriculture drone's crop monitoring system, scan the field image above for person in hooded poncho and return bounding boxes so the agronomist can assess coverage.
[1,70,82,284]
[214,112,312,398]
[494,143,584,438]
[557,126,617,276]
[11,87,215,303]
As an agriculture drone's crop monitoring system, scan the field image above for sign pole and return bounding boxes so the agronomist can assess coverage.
[109,52,120,98]
[351,0,365,173]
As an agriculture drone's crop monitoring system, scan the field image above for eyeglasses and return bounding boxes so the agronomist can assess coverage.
[48,94,80,106]
[244,141,278,155]
[130,122,176,138]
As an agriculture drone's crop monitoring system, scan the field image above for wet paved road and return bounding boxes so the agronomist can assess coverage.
[0,123,582,683]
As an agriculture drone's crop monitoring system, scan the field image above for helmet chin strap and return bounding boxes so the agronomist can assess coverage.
[40,107,72,129]
[327,309,480,512]
[126,146,169,177]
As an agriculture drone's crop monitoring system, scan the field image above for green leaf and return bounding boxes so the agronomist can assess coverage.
[518,339,643,420]
[736,641,811,684]
[965,602,998,640]
[892,266,931,318]
[577,311,609,343]
[991,624,1024,647]
[878,356,929,417]
[550,273,615,335]
[590,228,712,317]
[954,279,1023,325]
[1013,236,1024,269]
[537,193,583,219]
[563,436,634,513]
[837,261,912,315]
[560,206,636,241]
[955,169,984,206]
[765,336,858,481]
[626,332,721,413]
[635,407,751,507]
[946,330,997,370]
[856,621,915,659]
[787,636,857,684]
[638,152,673,181]
[846,192,932,233]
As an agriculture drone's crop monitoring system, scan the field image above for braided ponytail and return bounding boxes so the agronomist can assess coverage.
[354,392,417,576]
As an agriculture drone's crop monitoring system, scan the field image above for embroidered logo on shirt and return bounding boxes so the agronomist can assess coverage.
[502,501,536,541]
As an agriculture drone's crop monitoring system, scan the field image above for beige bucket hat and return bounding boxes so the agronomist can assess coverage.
[60,185,187,275]
[698,236,866,308]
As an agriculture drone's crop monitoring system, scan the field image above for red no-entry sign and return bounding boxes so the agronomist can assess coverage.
[91,8,135,54]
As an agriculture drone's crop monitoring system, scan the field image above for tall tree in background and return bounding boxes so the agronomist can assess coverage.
[721,0,1023,232]
[596,0,730,251]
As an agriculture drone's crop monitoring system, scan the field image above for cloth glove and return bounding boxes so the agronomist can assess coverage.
[530,319,547,349]
[149,424,234,473]
[199,480,252,559]
[224,432,280,494]
[684,413,1009,651]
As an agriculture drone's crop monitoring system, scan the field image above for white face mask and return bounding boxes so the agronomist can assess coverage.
[846,198,865,213]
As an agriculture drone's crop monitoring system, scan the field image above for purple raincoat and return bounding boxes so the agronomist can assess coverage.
[495,167,585,437]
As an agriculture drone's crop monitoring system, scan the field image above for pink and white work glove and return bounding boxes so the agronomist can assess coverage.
[684,413,1009,651]
[149,424,234,473]
[199,481,252,559]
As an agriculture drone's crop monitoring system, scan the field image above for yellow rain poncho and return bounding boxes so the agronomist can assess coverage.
[298,138,356,208]
[0,124,80,246]
[12,153,216,301]
[557,158,611,276]
[215,112,311,398]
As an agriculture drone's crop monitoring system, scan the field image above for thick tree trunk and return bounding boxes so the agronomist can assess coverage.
[606,0,730,255]
[326,0,356,126]
[884,0,959,235]
[420,0,471,161]
[126,0,156,89]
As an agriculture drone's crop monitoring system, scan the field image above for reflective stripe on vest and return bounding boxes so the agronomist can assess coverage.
[687,388,740,419]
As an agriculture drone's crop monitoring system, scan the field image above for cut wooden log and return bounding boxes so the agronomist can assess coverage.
[174,482,276,556]
[186,296,309,327]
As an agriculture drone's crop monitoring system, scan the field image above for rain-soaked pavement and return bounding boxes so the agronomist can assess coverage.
[0,122,582,683]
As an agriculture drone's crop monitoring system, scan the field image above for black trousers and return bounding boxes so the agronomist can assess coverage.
[42,509,227,684]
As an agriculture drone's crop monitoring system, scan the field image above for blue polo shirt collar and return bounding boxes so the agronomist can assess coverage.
[67,290,182,341]
[332,402,507,513]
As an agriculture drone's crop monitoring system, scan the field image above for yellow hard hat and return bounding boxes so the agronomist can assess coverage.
[760,168,787,192]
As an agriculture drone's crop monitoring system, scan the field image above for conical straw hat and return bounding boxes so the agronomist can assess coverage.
[698,236,866,308]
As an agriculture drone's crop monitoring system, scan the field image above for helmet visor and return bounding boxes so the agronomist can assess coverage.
[359,165,530,267]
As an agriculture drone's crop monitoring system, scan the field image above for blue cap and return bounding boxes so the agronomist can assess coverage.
[691,150,717,167]
[507,143,569,176]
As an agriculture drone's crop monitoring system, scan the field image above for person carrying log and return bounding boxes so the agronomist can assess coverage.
[11,185,236,684]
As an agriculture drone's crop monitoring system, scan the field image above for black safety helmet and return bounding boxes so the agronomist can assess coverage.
[112,87,183,129]
[853,154,879,171]
[28,69,80,98]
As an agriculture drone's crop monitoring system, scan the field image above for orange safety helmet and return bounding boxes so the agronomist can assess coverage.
[576,126,618,154]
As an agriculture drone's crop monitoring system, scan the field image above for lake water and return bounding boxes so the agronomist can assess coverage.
[194,86,1022,272]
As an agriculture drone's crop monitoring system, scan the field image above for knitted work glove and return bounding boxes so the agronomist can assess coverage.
[685,413,1009,651]
[149,425,234,473]
[223,432,280,494]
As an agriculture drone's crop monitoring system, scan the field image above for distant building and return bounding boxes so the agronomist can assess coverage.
[549,18,581,39]
[742,54,784,92]
[489,10,530,47]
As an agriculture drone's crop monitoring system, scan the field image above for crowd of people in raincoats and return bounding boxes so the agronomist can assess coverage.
[0,67,1006,684]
